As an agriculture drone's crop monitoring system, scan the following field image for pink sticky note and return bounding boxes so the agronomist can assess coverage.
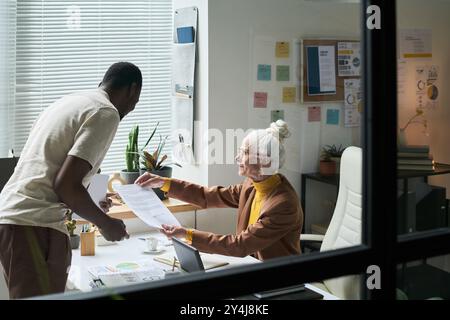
[308,106,321,122]
[254,92,268,108]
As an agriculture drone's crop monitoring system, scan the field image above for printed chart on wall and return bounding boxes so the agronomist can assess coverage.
[415,65,439,109]
[249,35,301,128]
[344,79,362,127]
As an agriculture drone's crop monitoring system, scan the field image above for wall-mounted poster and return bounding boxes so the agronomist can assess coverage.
[416,65,439,109]
[399,29,432,60]
[344,78,362,127]
[337,42,361,77]
[306,45,336,96]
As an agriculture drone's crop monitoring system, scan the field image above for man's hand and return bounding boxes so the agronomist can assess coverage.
[160,224,187,239]
[98,217,130,242]
[135,172,165,188]
[99,192,117,213]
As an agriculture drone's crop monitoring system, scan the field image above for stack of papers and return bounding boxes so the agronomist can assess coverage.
[87,260,164,288]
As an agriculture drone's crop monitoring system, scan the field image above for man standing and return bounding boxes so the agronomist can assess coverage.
[0,62,142,299]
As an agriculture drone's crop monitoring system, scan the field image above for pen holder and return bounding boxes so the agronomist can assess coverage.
[80,230,96,256]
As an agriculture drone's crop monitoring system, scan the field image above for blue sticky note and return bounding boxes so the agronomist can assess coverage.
[326,109,340,125]
[177,26,195,43]
[257,64,271,81]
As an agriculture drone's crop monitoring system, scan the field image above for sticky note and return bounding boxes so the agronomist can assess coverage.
[308,106,321,122]
[276,65,290,81]
[326,109,340,125]
[282,87,296,103]
[254,92,268,108]
[271,110,285,122]
[177,26,195,43]
[276,42,290,58]
[257,64,271,81]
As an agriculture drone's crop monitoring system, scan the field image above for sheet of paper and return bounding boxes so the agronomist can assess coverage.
[276,65,290,81]
[399,29,432,59]
[275,42,290,58]
[257,64,271,81]
[326,109,340,125]
[337,42,361,77]
[344,79,362,127]
[282,87,296,103]
[73,173,109,220]
[253,92,268,108]
[318,46,336,93]
[115,184,181,229]
[415,65,439,109]
[308,106,321,122]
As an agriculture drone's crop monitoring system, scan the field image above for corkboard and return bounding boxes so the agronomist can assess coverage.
[302,39,360,103]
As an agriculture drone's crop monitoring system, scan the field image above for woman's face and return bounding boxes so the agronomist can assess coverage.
[236,138,262,180]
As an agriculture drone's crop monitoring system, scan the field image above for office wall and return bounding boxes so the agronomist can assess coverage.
[397,0,450,197]
[206,0,361,234]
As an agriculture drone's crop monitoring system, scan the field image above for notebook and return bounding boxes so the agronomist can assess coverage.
[154,253,229,271]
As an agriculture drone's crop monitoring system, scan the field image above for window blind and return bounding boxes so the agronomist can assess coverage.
[14,0,172,173]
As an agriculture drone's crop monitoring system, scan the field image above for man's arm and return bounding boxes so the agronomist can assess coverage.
[54,155,128,241]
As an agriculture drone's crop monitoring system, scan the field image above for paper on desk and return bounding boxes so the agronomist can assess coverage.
[73,174,109,220]
[114,184,181,229]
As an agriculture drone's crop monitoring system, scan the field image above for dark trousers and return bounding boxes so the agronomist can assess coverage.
[0,224,71,299]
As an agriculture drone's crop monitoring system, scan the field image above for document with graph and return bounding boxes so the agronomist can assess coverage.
[115,184,181,229]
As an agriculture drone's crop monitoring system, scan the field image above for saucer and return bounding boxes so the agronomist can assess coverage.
[142,248,165,255]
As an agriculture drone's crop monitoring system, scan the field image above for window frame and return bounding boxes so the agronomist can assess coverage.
[39,0,450,300]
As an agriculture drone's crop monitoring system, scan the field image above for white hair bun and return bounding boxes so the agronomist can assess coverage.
[267,120,291,143]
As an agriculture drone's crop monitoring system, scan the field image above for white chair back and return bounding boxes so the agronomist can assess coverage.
[321,146,362,299]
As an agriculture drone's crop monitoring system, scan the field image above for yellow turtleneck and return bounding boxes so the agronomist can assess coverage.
[248,174,281,226]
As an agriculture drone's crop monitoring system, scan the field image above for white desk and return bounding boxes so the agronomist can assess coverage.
[67,231,338,300]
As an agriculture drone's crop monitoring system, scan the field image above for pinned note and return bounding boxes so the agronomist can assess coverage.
[326,109,340,125]
[253,92,268,108]
[271,110,285,122]
[257,64,272,81]
[308,106,321,122]
[276,65,290,81]
[276,42,290,58]
[282,87,296,103]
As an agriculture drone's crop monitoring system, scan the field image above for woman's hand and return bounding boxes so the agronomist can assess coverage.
[160,224,187,239]
[135,172,165,188]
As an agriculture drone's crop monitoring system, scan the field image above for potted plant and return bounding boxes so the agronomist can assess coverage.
[325,144,346,174]
[319,147,336,176]
[120,125,141,184]
[140,122,180,200]
[65,209,80,249]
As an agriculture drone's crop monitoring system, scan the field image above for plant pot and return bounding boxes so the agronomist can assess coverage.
[120,170,141,185]
[319,161,336,176]
[139,166,173,200]
[330,157,341,174]
[70,234,80,250]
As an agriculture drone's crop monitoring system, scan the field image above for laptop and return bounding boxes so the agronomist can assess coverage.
[172,237,205,273]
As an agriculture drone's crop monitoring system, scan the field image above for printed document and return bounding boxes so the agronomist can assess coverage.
[114,184,181,229]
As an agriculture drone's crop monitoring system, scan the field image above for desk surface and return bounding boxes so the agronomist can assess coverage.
[67,232,338,300]
[76,198,200,224]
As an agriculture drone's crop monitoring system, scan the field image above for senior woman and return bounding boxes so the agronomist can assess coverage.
[135,120,303,261]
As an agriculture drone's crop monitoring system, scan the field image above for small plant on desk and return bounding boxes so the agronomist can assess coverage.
[319,146,338,176]
[65,209,80,249]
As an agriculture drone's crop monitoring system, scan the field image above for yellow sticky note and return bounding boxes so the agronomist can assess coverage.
[282,87,296,103]
[276,42,290,58]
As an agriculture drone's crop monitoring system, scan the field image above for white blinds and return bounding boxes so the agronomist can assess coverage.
[13,0,172,173]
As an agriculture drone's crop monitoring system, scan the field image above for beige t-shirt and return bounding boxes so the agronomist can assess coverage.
[0,88,120,235]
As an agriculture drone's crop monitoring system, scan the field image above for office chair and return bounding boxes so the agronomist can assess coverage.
[301,146,362,300]
[0,157,18,299]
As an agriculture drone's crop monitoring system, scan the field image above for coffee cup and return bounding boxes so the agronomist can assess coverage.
[146,237,159,251]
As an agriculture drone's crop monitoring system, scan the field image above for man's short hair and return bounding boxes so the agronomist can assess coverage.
[101,62,142,89]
